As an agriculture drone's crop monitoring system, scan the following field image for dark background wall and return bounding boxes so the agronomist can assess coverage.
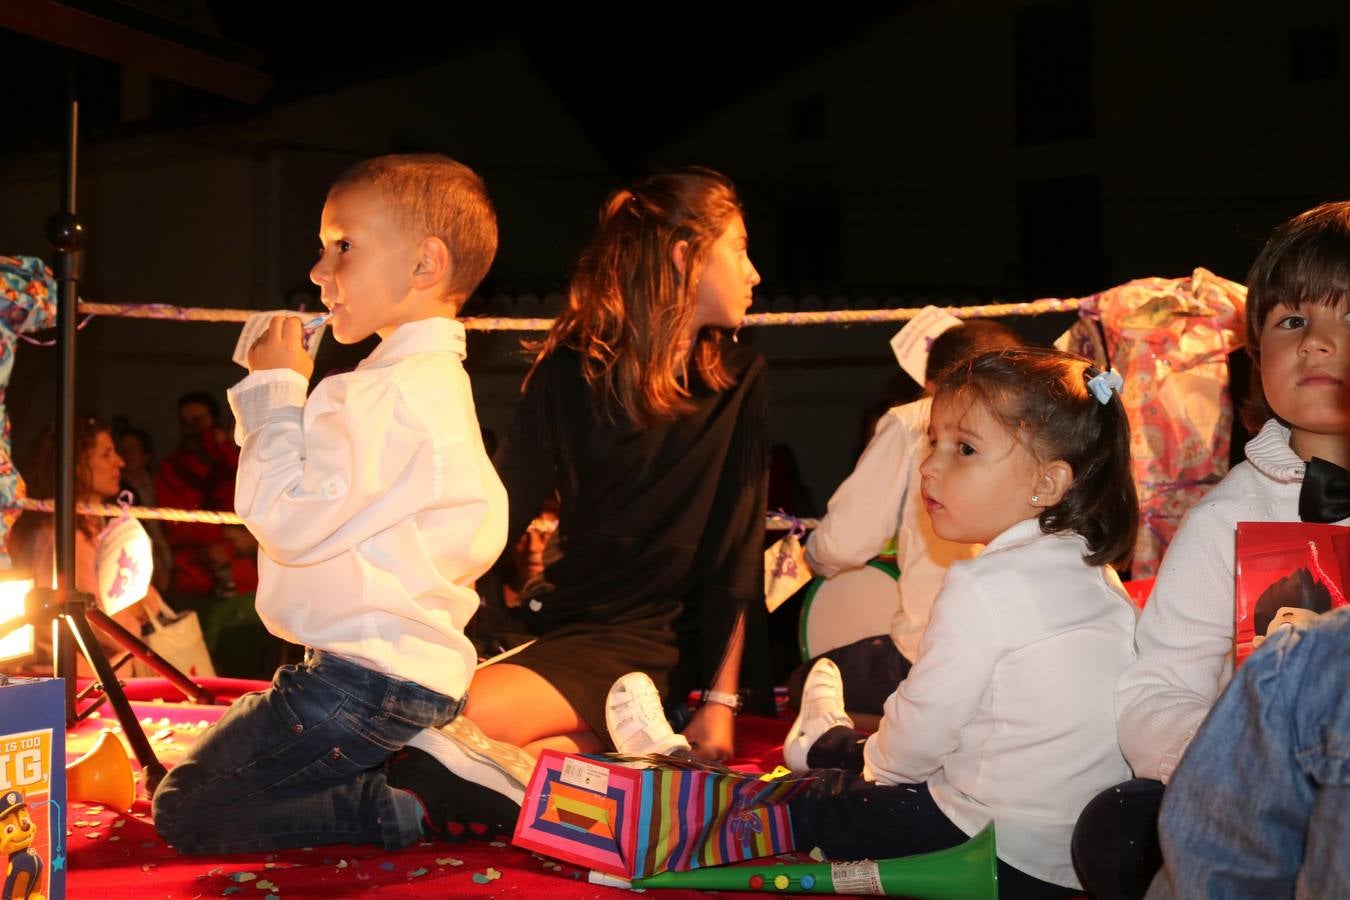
[1,0,1345,507]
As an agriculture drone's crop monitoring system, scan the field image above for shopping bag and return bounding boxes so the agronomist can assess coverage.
[132,604,216,679]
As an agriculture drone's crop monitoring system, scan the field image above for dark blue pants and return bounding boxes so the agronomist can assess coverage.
[152,650,461,853]
[793,727,1078,900]
[791,634,911,716]
[1070,778,1164,900]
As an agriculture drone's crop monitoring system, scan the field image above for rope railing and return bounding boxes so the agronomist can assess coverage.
[742,296,1085,327]
[766,512,820,532]
[77,296,1086,331]
[15,497,244,526]
[37,295,1081,533]
[15,497,818,531]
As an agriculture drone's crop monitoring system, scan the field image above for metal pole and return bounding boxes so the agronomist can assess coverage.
[47,52,84,721]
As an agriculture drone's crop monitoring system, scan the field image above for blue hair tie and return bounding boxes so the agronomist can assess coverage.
[1086,369,1124,405]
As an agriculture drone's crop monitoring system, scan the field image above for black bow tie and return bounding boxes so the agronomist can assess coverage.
[1300,457,1350,524]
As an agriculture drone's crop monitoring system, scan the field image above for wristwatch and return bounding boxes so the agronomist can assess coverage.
[701,689,742,713]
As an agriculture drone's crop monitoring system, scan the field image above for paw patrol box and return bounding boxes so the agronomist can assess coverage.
[0,677,65,900]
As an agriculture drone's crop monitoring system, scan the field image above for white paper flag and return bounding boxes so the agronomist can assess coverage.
[890,306,963,385]
[233,311,328,369]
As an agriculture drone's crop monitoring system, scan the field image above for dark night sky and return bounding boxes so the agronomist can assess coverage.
[2,1,1345,510]
[2,2,896,171]
[5,1,1346,302]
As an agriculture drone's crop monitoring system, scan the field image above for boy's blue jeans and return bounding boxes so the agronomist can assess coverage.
[152,649,462,854]
[1147,607,1350,898]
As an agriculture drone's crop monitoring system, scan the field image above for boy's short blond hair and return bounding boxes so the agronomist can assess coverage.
[333,154,497,305]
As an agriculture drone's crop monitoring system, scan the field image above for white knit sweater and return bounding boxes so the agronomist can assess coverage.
[1114,419,1342,782]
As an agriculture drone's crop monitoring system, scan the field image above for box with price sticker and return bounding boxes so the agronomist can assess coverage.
[512,749,807,879]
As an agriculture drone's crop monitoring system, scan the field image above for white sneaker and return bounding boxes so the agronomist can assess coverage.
[605,672,692,757]
[405,715,537,805]
[783,658,854,771]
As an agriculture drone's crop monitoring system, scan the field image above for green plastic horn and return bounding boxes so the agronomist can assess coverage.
[632,822,997,899]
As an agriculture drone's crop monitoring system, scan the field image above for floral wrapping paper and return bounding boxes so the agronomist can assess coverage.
[0,256,58,565]
[1064,268,1247,576]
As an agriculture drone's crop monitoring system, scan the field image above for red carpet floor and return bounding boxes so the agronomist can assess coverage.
[65,679,802,898]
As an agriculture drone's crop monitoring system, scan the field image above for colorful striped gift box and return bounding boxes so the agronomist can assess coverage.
[513,750,809,879]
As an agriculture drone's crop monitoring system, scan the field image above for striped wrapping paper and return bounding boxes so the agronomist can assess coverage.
[513,750,810,879]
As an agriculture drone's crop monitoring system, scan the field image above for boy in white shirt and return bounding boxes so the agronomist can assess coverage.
[1073,200,1350,899]
[152,154,507,854]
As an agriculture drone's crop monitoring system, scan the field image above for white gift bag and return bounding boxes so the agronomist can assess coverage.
[132,604,217,679]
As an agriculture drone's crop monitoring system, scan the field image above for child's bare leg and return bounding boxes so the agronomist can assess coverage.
[524,731,604,757]
[389,661,590,840]
[465,663,598,748]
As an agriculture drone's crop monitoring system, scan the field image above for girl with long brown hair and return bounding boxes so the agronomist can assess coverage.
[389,168,770,836]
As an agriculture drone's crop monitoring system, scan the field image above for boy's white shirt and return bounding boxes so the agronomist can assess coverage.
[804,396,980,663]
[862,518,1137,889]
[1115,418,1336,783]
[228,317,507,699]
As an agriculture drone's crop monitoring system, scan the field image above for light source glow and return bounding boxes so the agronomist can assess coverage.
[0,572,36,664]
